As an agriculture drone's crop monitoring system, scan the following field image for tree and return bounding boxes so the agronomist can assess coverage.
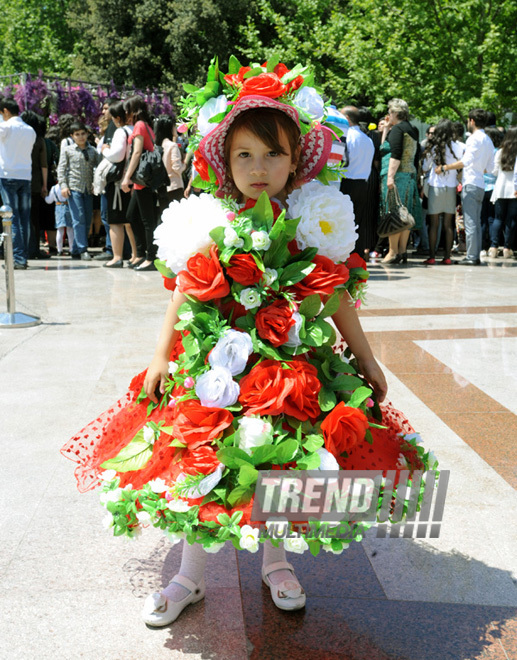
[0,0,76,76]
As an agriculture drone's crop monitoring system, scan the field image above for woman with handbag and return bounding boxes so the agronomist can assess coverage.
[100,101,138,268]
[421,119,460,265]
[379,99,422,263]
[121,96,159,272]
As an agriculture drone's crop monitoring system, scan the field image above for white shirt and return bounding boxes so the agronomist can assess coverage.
[424,142,462,188]
[103,125,133,163]
[344,125,374,180]
[514,157,517,192]
[491,150,517,202]
[461,129,494,189]
[0,116,36,180]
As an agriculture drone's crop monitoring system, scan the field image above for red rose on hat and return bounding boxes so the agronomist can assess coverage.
[239,359,321,421]
[182,446,220,476]
[193,149,211,182]
[239,73,288,99]
[173,400,233,449]
[292,255,349,299]
[239,197,283,220]
[224,66,251,86]
[178,244,230,301]
[321,402,369,457]
[256,299,295,346]
[226,253,263,285]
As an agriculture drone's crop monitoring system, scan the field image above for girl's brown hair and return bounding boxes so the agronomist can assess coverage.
[223,108,301,199]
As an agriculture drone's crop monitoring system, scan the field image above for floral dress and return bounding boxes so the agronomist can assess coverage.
[62,183,436,556]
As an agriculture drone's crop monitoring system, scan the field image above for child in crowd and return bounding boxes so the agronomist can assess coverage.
[57,121,100,260]
[44,183,74,256]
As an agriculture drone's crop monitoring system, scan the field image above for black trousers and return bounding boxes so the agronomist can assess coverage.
[127,187,158,260]
[340,178,370,256]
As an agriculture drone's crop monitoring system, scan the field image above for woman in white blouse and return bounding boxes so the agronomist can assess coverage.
[101,101,139,268]
[490,128,517,259]
[422,119,461,265]
[154,115,185,212]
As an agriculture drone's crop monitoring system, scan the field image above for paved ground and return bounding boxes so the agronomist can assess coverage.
[1,251,517,659]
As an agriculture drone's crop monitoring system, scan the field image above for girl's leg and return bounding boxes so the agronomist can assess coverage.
[66,226,75,253]
[442,213,455,259]
[161,540,207,602]
[135,188,158,267]
[426,214,440,260]
[398,228,411,254]
[56,227,65,254]
[490,199,505,251]
[107,224,125,263]
[124,223,139,262]
[503,199,517,255]
[382,232,400,262]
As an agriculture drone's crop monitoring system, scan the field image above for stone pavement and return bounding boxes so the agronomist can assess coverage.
[1,252,517,660]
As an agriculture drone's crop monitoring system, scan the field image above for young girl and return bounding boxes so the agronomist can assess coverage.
[62,59,434,628]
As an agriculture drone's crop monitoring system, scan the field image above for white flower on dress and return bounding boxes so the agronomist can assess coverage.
[239,525,260,552]
[100,469,117,483]
[262,268,278,286]
[284,312,303,347]
[149,478,168,494]
[195,366,240,408]
[240,288,261,310]
[209,329,253,376]
[176,463,225,499]
[100,488,123,506]
[154,194,229,274]
[167,498,192,513]
[294,87,325,121]
[101,513,114,529]
[316,447,340,471]
[163,529,186,545]
[287,182,358,262]
[251,230,271,251]
[197,95,228,137]
[236,416,274,455]
[284,536,309,554]
[168,361,179,375]
[322,543,348,555]
[224,226,244,249]
[265,517,289,536]
[204,542,226,554]
[136,511,152,524]
[143,424,156,445]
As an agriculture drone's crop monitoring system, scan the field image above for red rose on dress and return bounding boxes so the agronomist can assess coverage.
[162,276,177,292]
[178,244,230,301]
[346,253,367,272]
[239,73,288,99]
[198,501,231,524]
[292,255,349,299]
[321,402,369,457]
[226,253,263,285]
[239,359,321,421]
[224,66,251,86]
[255,299,295,347]
[193,149,211,182]
[239,197,282,220]
[181,446,220,476]
[173,400,233,449]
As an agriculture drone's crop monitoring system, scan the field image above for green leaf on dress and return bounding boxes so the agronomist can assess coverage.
[100,429,153,472]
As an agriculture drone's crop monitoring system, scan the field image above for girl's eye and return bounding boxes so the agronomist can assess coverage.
[238,151,250,158]
[268,151,279,157]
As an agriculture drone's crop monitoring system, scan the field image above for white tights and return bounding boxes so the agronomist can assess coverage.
[56,227,74,254]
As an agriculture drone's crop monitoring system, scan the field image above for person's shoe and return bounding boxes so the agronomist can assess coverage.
[423,257,436,265]
[262,561,306,611]
[398,252,408,264]
[487,247,498,258]
[134,262,157,271]
[13,262,28,270]
[141,575,205,627]
[382,253,399,264]
[458,258,481,265]
[94,251,114,261]
[503,248,514,259]
[104,259,123,268]
[441,258,453,265]
[71,253,81,260]
[80,252,92,261]
[127,258,145,269]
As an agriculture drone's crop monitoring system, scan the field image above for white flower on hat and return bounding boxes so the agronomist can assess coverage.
[284,312,303,347]
[195,366,240,408]
[240,287,261,310]
[236,415,274,455]
[287,182,358,262]
[251,230,271,251]
[154,194,229,274]
[294,87,325,121]
[284,536,309,554]
[209,329,253,376]
[224,226,244,249]
[198,95,229,137]
[239,524,260,552]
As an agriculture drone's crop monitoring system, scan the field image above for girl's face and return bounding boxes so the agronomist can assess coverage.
[228,127,297,202]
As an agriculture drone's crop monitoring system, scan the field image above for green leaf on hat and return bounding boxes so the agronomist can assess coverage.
[242,67,264,79]
[182,83,199,94]
[228,55,242,75]
[266,55,280,73]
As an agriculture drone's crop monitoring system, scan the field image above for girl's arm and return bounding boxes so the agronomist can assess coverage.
[332,293,388,402]
[144,288,187,403]
[121,134,143,193]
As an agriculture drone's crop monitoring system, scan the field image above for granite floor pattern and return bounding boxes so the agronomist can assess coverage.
[1,252,516,659]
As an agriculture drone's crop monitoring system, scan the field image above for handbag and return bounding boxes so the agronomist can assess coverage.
[378,186,416,237]
[130,124,169,190]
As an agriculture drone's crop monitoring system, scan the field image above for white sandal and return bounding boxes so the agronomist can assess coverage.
[261,560,306,611]
[141,574,205,627]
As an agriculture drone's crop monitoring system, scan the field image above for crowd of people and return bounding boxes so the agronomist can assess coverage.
[1,94,516,271]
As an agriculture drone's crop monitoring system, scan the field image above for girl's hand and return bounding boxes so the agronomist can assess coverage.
[121,177,131,193]
[387,177,395,190]
[357,357,388,403]
[144,356,169,404]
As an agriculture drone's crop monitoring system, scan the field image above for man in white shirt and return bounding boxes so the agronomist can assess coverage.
[514,157,517,198]
[339,106,375,257]
[439,108,494,265]
[0,98,36,268]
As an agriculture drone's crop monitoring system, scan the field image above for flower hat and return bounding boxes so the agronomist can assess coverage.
[199,95,334,197]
